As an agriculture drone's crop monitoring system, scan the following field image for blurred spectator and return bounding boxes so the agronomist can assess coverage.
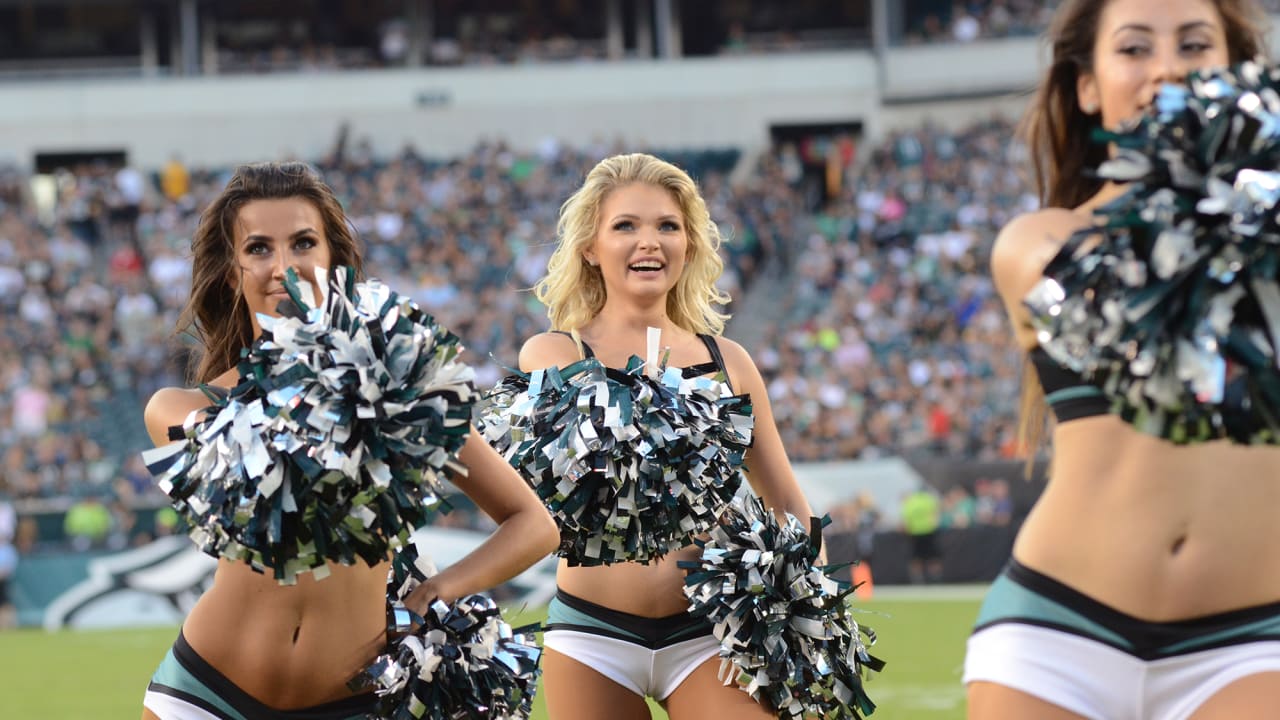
[153,506,180,538]
[851,492,880,598]
[63,492,112,551]
[940,486,977,529]
[900,486,943,584]
[160,155,191,203]
[0,494,16,629]
[975,477,1014,526]
[951,3,982,42]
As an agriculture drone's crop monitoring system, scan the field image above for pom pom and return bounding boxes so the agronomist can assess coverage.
[681,494,883,719]
[143,266,475,583]
[477,355,752,565]
[349,543,542,720]
[1027,60,1280,443]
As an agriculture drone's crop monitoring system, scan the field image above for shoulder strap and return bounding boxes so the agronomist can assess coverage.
[696,334,732,391]
[552,330,594,359]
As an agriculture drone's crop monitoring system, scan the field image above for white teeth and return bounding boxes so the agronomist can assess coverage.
[630,263,663,271]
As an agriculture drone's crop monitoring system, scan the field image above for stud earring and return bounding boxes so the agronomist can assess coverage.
[1082,101,1098,114]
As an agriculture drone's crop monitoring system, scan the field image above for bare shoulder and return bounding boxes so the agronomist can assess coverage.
[517,331,582,373]
[143,386,212,447]
[709,335,764,390]
[709,335,751,365]
[991,208,1088,303]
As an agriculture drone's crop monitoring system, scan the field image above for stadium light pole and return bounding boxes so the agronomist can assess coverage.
[654,0,679,59]
[405,0,433,67]
[139,8,158,77]
[635,0,654,58]
[871,0,889,91]
[605,0,624,60]
[179,0,200,75]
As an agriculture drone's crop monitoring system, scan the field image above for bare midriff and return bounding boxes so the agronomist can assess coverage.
[180,559,388,708]
[1013,414,1280,621]
[556,544,703,618]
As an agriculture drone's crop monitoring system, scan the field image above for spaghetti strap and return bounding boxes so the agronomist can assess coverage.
[697,334,731,391]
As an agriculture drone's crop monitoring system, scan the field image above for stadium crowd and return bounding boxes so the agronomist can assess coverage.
[0,117,1027,549]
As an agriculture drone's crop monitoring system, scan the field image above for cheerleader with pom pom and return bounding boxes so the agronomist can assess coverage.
[502,153,839,719]
[140,162,557,720]
[967,1,1280,718]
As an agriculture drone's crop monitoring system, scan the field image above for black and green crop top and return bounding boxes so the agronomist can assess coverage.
[562,332,732,393]
[1028,347,1110,422]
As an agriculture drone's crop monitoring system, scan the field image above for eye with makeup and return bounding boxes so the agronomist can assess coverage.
[243,235,320,256]
[609,219,682,232]
[243,241,271,256]
[1179,39,1214,55]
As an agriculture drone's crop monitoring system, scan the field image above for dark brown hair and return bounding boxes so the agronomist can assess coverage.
[1016,0,1268,458]
[177,162,364,383]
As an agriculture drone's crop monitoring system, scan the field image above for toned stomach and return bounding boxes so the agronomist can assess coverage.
[556,544,702,618]
[1014,415,1280,621]
[181,559,389,708]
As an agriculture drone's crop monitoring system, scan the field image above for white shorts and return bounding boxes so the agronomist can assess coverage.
[543,589,719,700]
[965,561,1280,719]
[965,624,1280,720]
[544,629,720,700]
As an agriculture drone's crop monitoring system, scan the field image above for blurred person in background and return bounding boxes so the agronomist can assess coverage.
[900,485,943,584]
[0,491,17,629]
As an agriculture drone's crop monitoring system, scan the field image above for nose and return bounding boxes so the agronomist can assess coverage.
[638,227,661,250]
[1151,44,1187,87]
[271,251,295,281]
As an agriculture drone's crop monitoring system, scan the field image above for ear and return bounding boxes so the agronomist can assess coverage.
[1077,71,1100,115]
[583,249,598,267]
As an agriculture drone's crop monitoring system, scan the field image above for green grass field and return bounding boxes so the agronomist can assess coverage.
[0,589,981,720]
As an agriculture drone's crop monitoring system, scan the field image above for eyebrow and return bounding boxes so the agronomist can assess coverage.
[1112,20,1218,36]
[242,227,320,244]
[608,213,681,223]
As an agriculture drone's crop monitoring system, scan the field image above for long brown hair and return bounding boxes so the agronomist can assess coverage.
[178,162,364,383]
[1016,0,1268,456]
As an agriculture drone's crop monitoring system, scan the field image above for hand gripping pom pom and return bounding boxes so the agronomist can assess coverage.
[476,355,753,565]
[349,543,542,720]
[142,266,476,583]
[680,494,884,719]
[1026,60,1280,443]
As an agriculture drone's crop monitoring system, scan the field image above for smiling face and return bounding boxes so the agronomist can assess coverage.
[230,197,332,336]
[1078,0,1229,129]
[584,182,689,304]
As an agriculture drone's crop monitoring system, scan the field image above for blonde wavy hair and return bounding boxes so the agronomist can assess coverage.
[535,153,731,335]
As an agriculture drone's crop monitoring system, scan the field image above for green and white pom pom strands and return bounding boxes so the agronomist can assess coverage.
[349,543,543,720]
[1027,59,1280,444]
[682,494,884,719]
[144,266,475,583]
[477,356,752,566]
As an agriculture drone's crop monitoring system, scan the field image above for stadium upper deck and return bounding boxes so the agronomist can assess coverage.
[12,1,1275,80]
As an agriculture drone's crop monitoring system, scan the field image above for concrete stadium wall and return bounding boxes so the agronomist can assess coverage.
[7,19,1280,169]
[882,36,1042,102]
[0,52,879,169]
